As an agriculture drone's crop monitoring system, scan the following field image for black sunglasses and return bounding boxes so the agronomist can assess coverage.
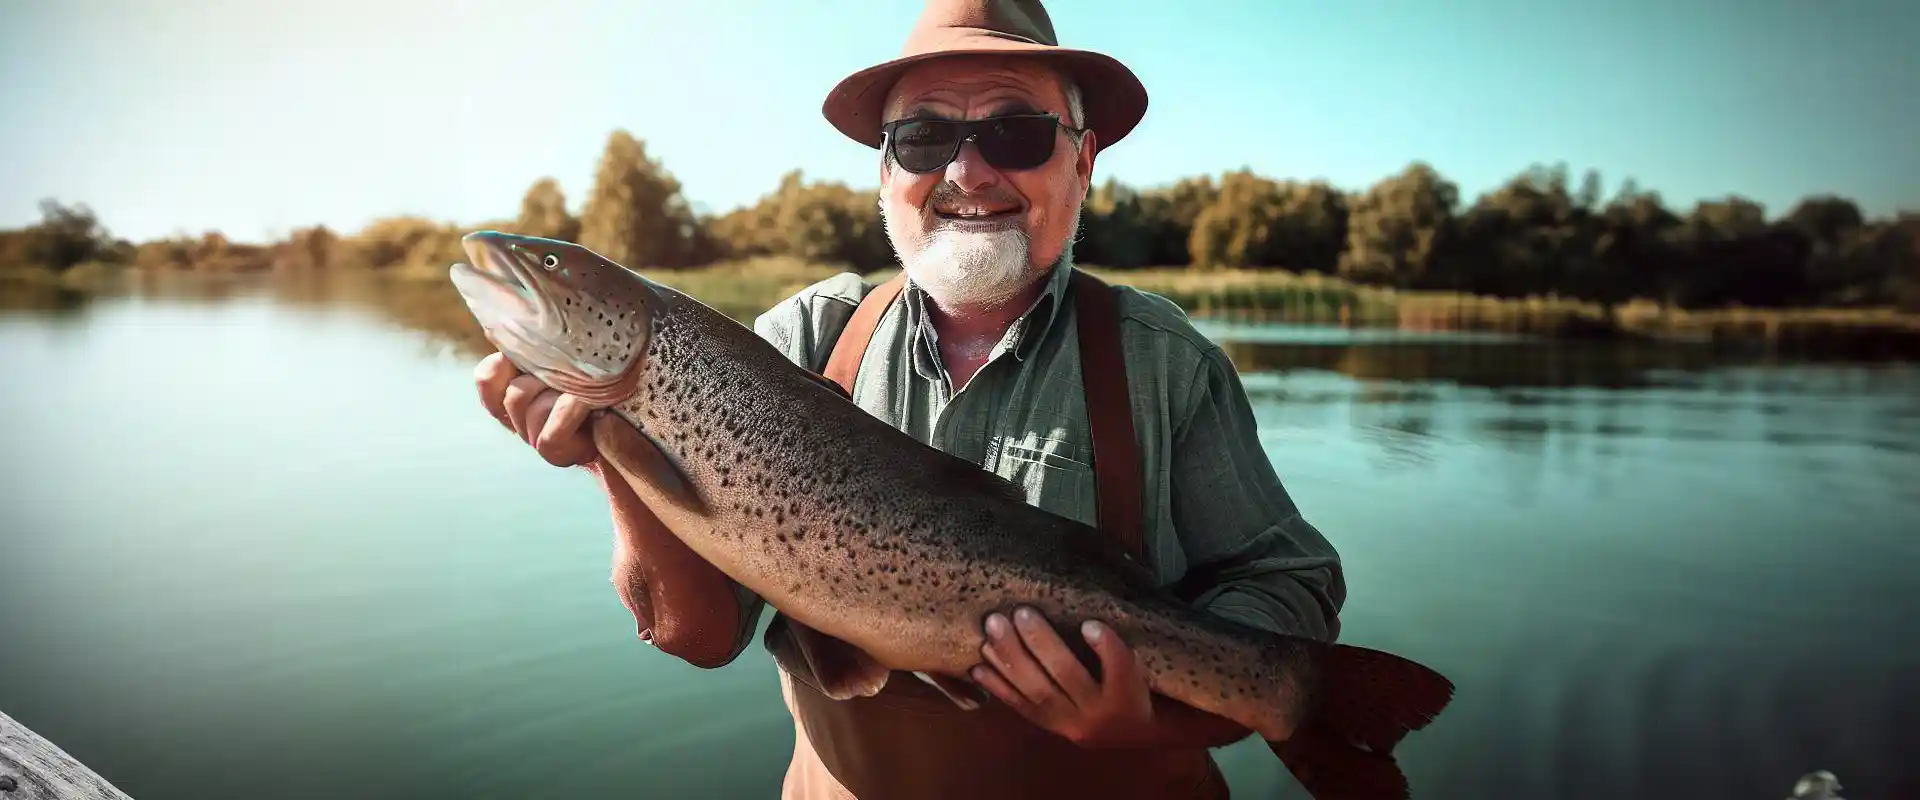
[880,113,1083,174]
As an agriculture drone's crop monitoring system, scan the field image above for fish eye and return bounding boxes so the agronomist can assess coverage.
[541,254,560,270]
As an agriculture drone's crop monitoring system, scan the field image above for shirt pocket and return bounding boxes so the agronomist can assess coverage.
[994,433,1098,526]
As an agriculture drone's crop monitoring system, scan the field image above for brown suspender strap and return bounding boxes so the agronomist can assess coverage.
[820,269,1141,557]
[1070,270,1146,559]
[823,273,907,395]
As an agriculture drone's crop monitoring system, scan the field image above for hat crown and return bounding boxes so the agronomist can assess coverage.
[905,0,1059,54]
[822,0,1146,153]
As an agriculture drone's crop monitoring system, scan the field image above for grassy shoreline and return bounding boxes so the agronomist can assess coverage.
[7,259,1920,359]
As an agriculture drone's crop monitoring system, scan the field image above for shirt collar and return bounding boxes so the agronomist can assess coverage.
[1011,261,1075,360]
[901,262,1076,381]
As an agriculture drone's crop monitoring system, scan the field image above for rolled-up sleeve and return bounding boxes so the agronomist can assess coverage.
[1168,346,1346,643]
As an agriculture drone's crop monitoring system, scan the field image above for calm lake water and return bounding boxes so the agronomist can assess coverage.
[2,289,1917,799]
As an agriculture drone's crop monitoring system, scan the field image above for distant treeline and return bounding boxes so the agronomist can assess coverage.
[4,128,1916,312]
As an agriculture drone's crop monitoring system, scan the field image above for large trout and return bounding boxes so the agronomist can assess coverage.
[449,231,1455,798]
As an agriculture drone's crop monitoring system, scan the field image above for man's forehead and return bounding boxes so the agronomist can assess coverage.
[884,57,1068,118]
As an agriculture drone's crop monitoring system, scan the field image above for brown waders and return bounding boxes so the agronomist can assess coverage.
[768,270,1231,799]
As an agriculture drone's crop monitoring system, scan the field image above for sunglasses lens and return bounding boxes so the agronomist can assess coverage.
[887,116,1061,173]
[890,120,961,172]
[976,116,1059,171]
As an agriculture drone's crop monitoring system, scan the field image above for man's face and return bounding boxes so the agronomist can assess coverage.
[877,56,1098,310]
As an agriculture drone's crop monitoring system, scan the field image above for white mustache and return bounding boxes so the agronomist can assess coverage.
[927,182,1022,211]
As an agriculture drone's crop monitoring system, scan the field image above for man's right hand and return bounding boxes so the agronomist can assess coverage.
[474,351,747,668]
[474,352,598,467]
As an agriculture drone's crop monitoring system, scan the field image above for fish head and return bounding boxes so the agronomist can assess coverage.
[450,230,658,407]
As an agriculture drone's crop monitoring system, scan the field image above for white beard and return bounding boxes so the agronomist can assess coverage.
[883,209,1079,310]
[903,228,1030,308]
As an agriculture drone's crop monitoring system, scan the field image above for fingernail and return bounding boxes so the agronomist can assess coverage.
[986,614,1008,639]
[1082,621,1103,642]
[1015,607,1039,627]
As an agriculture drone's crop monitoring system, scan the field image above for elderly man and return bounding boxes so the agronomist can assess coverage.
[473,0,1344,797]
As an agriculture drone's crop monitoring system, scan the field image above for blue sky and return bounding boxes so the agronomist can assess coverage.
[2,0,1914,244]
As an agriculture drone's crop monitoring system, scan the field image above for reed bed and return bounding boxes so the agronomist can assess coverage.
[7,259,1918,359]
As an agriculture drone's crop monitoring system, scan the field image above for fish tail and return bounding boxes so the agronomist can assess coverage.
[1264,643,1454,799]
[1268,720,1409,800]
[1312,643,1455,750]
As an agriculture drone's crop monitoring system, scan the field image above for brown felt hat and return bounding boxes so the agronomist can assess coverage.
[821,0,1148,155]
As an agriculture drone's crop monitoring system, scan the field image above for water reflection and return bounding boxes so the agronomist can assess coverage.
[1223,337,1717,390]
[1221,324,1920,468]
[0,281,88,314]
[1228,326,1920,568]
[2,280,1917,799]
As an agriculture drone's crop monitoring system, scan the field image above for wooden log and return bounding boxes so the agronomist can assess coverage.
[0,710,134,799]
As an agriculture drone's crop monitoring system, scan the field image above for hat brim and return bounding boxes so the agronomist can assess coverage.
[822,31,1147,155]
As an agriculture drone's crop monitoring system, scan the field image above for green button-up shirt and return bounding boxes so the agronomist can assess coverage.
[724,263,1345,662]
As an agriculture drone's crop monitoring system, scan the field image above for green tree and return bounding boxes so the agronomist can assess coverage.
[1340,162,1458,288]
[1784,195,1867,303]
[1189,170,1285,269]
[1666,197,1810,307]
[1826,213,1920,308]
[578,130,700,269]
[707,170,890,272]
[515,177,581,242]
[1190,174,1350,272]
[21,199,121,270]
[1447,163,1608,299]
[1137,175,1218,266]
[1076,178,1156,268]
[1593,183,1680,306]
[1270,180,1349,274]
[271,225,343,271]
[352,216,458,269]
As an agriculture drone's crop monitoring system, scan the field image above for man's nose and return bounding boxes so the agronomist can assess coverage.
[943,139,1002,193]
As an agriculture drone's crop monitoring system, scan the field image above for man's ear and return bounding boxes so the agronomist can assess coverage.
[1076,129,1099,193]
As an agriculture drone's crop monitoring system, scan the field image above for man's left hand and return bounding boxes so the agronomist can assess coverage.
[969,605,1160,749]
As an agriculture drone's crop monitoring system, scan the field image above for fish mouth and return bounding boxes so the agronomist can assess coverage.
[449,231,579,379]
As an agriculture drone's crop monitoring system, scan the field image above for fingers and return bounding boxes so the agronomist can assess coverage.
[482,354,596,467]
[977,608,1083,717]
[537,393,596,466]
[1015,607,1102,709]
[1082,621,1142,704]
[474,353,517,430]
[502,374,551,442]
[969,663,1030,715]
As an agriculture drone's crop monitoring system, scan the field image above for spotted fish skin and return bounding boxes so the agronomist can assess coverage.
[449,231,1456,799]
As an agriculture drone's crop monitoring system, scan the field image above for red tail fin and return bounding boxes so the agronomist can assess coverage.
[1316,643,1454,751]
[1267,643,1455,799]
[1270,721,1409,800]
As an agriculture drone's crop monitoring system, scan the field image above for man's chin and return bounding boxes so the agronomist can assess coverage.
[904,236,1036,308]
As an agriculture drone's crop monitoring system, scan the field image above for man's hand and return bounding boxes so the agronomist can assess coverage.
[476,352,746,668]
[969,606,1156,748]
[475,352,597,466]
[970,606,1253,750]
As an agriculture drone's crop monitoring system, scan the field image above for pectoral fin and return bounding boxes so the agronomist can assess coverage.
[591,413,706,517]
[767,616,891,700]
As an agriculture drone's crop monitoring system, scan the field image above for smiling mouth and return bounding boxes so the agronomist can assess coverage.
[934,206,1021,220]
